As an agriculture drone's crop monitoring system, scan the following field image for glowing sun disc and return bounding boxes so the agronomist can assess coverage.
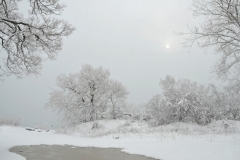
[166,45,170,48]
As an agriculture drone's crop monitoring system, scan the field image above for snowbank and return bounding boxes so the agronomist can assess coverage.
[56,119,240,138]
[0,120,240,160]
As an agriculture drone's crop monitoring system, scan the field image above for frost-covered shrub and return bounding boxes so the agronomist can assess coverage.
[123,121,132,127]
[147,76,213,125]
[92,121,104,129]
[147,75,240,126]
[0,117,22,126]
[119,103,150,122]
[35,122,51,130]
[224,108,240,120]
[148,120,159,127]
[132,113,151,121]
[147,95,172,125]
[132,114,141,121]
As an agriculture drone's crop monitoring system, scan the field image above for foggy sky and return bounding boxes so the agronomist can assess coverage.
[0,0,218,127]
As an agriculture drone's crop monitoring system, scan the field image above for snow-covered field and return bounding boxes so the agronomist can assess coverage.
[1,120,240,160]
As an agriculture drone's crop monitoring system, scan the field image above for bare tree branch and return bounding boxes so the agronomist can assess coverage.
[181,0,240,79]
[0,0,75,78]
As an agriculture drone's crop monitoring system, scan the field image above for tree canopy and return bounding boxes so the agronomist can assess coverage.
[0,0,75,78]
[184,0,240,80]
[46,64,128,124]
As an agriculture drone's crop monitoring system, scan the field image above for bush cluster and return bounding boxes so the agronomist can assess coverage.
[146,76,240,126]
[0,117,22,126]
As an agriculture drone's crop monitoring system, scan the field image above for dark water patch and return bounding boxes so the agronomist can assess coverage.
[9,145,158,160]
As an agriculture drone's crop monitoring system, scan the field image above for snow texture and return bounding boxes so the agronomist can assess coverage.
[0,120,240,160]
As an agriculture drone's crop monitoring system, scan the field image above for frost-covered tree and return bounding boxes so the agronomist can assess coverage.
[161,75,211,124]
[106,80,129,119]
[0,0,75,78]
[46,64,128,124]
[148,75,212,125]
[183,0,240,79]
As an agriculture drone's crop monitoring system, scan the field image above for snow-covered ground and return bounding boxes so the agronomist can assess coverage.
[1,120,240,160]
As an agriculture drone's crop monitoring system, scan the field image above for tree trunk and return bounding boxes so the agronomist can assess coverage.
[90,94,96,121]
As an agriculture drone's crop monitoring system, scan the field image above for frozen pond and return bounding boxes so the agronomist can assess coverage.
[10,145,158,160]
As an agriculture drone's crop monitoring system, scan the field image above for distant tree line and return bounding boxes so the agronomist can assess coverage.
[46,65,240,126]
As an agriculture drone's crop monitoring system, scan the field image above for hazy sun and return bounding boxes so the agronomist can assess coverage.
[166,45,170,49]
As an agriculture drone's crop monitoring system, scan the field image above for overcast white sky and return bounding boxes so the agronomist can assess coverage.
[0,0,218,127]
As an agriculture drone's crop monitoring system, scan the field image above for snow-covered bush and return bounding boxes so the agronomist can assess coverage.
[35,122,51,130]
[123,121,132,126]
[147,75,240,126]
[92,121,104,129]
[147,76,212,125]
[118,103,150,121]
[0,117,22,126]
[147,94,170,125]
[55,119,240,138]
